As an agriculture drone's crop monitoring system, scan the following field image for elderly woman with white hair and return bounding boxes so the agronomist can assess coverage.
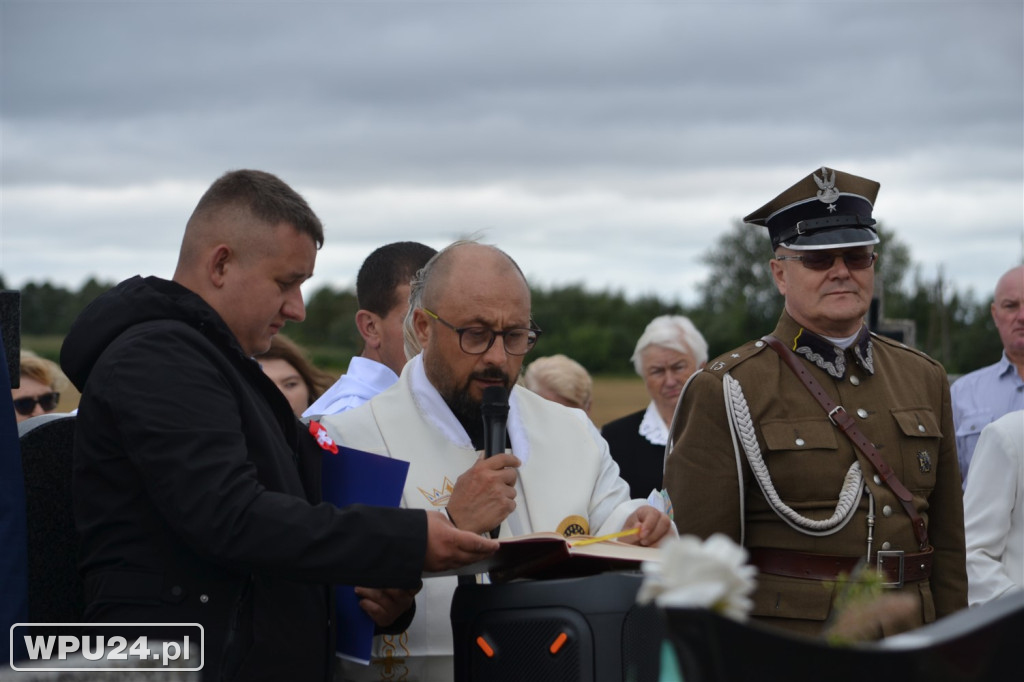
[600,315,708,499]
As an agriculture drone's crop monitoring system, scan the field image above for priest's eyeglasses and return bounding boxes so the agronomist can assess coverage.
[421,308,541,356]
[775,251,878,271]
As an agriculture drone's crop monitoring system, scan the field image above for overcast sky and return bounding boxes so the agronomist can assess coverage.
[2,0,1021,308]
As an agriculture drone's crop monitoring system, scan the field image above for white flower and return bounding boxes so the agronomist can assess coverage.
[636,533,758,621]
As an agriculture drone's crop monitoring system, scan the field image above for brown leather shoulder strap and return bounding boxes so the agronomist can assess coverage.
[762,335,929,549]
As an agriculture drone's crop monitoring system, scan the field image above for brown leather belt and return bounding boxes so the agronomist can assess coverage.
[748,547,934,588]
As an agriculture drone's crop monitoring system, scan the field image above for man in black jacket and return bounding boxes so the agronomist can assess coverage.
[60,170,496,681]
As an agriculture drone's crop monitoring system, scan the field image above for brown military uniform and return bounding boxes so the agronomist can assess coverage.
[664,311,968,635]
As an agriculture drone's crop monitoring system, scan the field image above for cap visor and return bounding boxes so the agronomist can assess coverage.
[779,226,880,251]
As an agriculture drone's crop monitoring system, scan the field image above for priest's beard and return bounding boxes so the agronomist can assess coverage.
[427,356,515,449]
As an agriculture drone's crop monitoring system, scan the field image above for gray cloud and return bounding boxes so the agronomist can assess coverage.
[1,0,1021,304]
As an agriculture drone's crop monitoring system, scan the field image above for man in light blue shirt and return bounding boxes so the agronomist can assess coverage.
[304,241,436,418]
[951,264,1024,488]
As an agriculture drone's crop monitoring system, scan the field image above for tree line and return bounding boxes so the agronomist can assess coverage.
[4,223,1004,376]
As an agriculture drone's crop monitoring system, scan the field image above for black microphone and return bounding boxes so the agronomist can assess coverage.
[481,385,509,539]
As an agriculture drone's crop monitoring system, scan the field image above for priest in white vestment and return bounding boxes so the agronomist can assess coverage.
[321,241,674,675]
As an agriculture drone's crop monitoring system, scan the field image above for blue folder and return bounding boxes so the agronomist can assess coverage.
[320,441,410,664]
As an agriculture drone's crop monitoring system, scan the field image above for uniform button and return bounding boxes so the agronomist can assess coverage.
[873,474,882,485]
[199,594,209,604]
[755,341,765,348]
[856,408,869,419]
[849,376,861,386]
[918,425,926,433]
[881,541,891,550]
[170,586,183,598]
[795,438,806,446]
[882,505,893,517]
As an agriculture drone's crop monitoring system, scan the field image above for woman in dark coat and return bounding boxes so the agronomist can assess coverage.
[601,315,707,499]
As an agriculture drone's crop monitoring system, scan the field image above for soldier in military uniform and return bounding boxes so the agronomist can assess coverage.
[664,167,967,636]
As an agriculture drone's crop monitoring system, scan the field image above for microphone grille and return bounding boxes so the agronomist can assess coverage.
[482,385,509,408]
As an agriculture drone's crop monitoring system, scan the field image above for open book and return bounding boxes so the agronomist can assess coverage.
[429,531,662,583]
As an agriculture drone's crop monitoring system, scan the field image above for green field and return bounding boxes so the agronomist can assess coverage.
[52,375,648,428]
[589,376,649,428]
[27,330,649,429]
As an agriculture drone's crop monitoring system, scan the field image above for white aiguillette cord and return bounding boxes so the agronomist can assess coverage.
[761,334,929,550]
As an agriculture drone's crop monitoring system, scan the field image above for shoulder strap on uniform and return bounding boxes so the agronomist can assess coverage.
[762,335,929,549]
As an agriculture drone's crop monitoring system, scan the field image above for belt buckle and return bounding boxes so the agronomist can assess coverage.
[876,550,905,588]
[828,406,847,426]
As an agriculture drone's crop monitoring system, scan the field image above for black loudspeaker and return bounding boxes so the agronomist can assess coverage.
[450,571,664,682]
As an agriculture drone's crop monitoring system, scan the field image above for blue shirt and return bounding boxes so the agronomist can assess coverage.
[951,353,1024,488]
[302,356,400,419]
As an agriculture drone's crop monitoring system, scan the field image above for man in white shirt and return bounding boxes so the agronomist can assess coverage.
[304,241,436,418]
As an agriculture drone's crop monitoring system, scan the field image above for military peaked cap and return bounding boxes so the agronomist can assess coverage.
[744,166,881,250]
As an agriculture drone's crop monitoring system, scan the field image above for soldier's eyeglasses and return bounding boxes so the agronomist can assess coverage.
[775,252,878,271]
[13,391,60,416]
[421,308,541,356]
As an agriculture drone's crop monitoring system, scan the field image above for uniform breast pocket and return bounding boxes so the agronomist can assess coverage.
[891,407,941,492]
[760,419,845,501]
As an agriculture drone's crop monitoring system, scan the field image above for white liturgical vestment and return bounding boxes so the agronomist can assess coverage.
[320,354,646,659]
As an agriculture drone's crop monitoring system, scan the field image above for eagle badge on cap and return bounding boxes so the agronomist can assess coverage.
[814,167,840,211]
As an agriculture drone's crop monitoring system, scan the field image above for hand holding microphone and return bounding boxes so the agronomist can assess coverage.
[444,386,519,537]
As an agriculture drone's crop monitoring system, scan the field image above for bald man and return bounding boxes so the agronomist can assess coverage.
[60,170,495,682]
[320,241,673,671]
[951,264,1024,488]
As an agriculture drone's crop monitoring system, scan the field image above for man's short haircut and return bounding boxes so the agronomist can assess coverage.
[356,241,437,317]
[630,315,709,375]
[187,169,324,248]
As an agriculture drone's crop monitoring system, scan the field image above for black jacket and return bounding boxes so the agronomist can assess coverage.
[600,409,666,499]
[61,276,426,681]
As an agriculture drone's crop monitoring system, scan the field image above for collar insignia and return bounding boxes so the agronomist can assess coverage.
[792,326,874,379]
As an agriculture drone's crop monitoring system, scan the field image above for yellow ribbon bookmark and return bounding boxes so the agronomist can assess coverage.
[569,527,640,547]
